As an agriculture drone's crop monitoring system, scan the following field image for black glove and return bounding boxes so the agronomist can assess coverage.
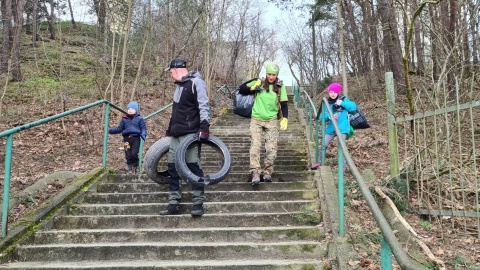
[199,131,209,142]
[199,120,210,142]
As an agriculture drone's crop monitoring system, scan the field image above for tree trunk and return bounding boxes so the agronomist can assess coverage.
[130,0,152,101]
[228,4,247,85]
[43,0,56,39]
[343,0,363,75]
[311,11,318,95]
[447,0,456,96]
[32,0,39,45]
[96,0,106,43]
[11,0,25,81]
[336,0,348,96]
[413,16,424,74]
[367,0,382,79]
[119,0,134,111]
[67,0,76,29]
[357,0,371,77]
[469,1,478,69]
[0,0,13,73]
[428,5,438,80]
[377,0,405,93]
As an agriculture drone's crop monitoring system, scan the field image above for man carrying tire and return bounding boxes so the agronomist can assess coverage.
[160,57,210,217]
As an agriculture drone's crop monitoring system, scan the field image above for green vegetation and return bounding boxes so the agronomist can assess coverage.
[418,218,433,232]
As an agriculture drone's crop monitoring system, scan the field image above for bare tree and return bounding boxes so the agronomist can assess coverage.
[41,0,56,39]
[32,0,39,45]
[378,0,405,93]
[0,0,13,73]
[130,0,152,100]
[11,0,25,81]
[67,0,76,29]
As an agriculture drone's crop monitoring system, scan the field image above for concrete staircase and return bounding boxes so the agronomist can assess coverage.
[1,95,331,269]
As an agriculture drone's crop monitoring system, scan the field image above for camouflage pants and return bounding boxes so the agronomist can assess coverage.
[249,118,279,175]
[167,134,206,205]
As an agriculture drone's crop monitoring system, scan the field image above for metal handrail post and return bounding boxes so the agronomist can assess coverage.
[138,139,145,171]
[320,102,326,165]
[314,119,319,163]
[338,138,345,236]
[381,237,393,270]
[2,134,14,238]
[102,103,110,168]
[215,88,220,116]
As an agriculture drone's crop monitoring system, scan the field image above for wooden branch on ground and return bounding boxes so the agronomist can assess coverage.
[375,186,446,270]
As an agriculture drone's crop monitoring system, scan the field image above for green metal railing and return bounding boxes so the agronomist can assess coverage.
[0,100,172,238]
[293,86,421,270]
[214,84,233,117]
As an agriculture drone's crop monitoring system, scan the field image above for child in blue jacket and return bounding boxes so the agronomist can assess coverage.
[314,83,356,170]
[109,101,147,174]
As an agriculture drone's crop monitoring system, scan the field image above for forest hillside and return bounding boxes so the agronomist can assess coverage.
[0,14,479,270]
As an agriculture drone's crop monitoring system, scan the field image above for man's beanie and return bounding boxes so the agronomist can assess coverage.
[127,101,139,113]
[165,57,187,71]
[327,83,342,94]
[265,62,280,75]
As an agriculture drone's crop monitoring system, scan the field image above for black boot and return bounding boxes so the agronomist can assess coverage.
[159,204,181,215]
[191,204,204,217]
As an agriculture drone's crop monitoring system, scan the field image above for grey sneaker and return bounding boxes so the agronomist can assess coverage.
[159,204,181,215]
[191,204,204,217]
[251,171,260,185]
[127,165,133,174]
[263,173,272,182]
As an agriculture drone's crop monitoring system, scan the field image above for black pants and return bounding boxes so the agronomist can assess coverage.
[123,135,140,167]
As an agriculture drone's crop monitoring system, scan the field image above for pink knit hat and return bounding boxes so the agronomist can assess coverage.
[327,83,342,94]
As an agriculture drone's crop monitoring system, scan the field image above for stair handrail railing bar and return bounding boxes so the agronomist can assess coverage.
[315,97,422,269]
[0,99,171,238]
[137,103,173,171]
[293,84,301,108]
[298,90,319,163]
[214,84,233,117]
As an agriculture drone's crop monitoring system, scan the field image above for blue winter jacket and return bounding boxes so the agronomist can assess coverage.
[109,114,147,139]
[321,95,357,135]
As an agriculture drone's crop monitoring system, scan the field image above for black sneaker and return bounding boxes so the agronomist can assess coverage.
[191,204,204,217]
[159,204,181,215]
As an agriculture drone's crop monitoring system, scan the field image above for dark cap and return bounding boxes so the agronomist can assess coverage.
[165,57,187,71]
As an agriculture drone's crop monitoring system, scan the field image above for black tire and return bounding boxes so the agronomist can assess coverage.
[143,137,171,185]
[175,134,231,187]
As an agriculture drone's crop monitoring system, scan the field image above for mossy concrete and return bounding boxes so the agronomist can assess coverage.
[0,167,107,263]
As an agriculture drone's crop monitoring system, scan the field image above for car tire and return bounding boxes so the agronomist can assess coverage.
[175,133,231,187]
[143,136,171,185]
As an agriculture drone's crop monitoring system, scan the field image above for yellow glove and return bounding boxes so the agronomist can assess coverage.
[280,118,288,131]
[250,79,262,91]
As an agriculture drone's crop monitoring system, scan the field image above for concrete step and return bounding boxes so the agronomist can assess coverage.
[16,241,327,262]
[201,164,306,172]
[98,181,317,193]
[33,226,325,244]
[82,190,319,204]
[107,172,315,183]
[68,200,319,215]
[0,259,327,269]
[53,212,322,229]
